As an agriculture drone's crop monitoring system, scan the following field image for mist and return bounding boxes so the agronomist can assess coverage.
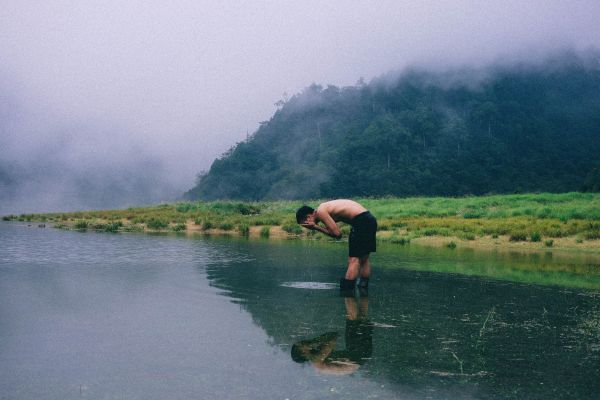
[1,1,600,214]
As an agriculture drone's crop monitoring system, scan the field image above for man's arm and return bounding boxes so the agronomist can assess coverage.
[302,222,340,239]
[314,209,342,239]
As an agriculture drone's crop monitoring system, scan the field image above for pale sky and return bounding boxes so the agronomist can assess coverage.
[1,1,600,211]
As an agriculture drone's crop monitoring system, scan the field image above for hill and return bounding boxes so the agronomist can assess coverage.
[185,51,600,200]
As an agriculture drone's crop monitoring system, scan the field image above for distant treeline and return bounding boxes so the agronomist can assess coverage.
[185,50,600,200]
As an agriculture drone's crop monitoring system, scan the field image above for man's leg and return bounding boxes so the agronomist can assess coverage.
[345,257,361,280]
[340,257,360,296]
[359,255,370,278]
[357,255,370,295]
[344,297,358,320]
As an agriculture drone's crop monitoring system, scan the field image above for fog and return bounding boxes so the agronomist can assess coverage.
[1,1,600,213]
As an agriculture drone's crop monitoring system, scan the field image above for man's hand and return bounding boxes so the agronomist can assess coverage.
[301,214,341,239]
[301,214,317,229]
[300,222,316,229]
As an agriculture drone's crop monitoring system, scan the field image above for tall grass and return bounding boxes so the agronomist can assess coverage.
[4,193,599,241]
[361,192,600,221]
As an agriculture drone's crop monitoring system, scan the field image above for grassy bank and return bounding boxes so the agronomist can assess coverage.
[3,192,600,253]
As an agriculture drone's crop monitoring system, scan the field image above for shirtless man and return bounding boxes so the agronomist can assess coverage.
[296,199,377,294]
[290,296,372,373]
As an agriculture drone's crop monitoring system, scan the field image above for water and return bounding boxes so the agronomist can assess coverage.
[1,222,599,399]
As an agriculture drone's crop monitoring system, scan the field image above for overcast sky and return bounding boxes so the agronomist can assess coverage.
[2,1,600,210]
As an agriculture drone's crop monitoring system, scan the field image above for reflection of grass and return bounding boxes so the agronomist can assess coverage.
[377,244,600,290]
[479,307,496,340]
[579,308,600,342]
[450,351,464,375]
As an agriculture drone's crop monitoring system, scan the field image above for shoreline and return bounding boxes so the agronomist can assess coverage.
[3,193,599,259]
[6,219,600,291]
[11,219,600,260]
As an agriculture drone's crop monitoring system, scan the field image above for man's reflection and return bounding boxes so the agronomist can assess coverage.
[290,296,373,375]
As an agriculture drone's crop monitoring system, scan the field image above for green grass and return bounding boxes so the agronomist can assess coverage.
[146,218,169,230]
[282,222,302,235]
[171,223,187,232]
[530,232,542,242]
[88,221,123,233]
[4,193,599,244]
[509,232,528,242]
[360,192,600,220]
[218,222,234,231]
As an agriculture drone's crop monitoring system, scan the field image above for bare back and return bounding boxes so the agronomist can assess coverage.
[316,199,367,224]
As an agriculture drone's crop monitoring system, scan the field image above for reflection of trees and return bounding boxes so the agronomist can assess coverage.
[204,240,600,398]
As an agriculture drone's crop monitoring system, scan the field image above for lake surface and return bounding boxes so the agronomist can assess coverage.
[1,222,600,399]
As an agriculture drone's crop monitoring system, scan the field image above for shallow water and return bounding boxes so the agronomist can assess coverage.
[1,222,599,399]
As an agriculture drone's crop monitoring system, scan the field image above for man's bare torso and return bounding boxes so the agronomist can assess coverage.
[316,199,367,224]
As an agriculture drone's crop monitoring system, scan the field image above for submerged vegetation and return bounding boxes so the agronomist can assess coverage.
[4,192,600,253]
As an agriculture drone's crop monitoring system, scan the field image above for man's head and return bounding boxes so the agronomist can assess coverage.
[296,205,315,224]
[290,343,310,363]
[290,332,339,363]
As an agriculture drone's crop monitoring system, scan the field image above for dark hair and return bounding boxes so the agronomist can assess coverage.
[291,332,339,363]
[296,205,315,224]
[290,343,309,363]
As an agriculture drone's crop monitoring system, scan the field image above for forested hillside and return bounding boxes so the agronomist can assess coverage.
[185,51,600,200]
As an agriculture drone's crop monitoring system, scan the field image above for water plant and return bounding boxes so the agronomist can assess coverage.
[238,223,250,236]
[260,226,270,238]
[74,220,89,230]
[171,223,187,232]
[101,221,123,233]
[146,218,168,230]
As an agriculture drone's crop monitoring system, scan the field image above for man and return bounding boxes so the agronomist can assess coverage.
[296,199,377,294]
[290,296,372,373]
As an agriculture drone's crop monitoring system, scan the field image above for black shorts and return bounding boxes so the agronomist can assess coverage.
[329,319,373,365]
[348,211,377,257]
